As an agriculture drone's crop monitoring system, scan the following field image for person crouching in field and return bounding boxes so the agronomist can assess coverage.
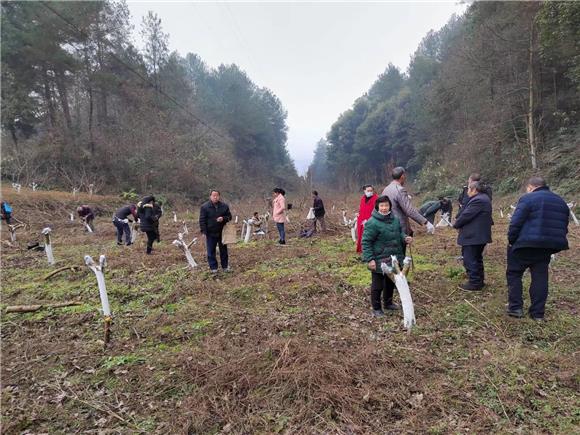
[113,204,137,245]
[137,196,158,254]
[77,205,95,232]
[362,195,413,318]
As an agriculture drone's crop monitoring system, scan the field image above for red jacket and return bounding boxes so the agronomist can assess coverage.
[356,194,378,253]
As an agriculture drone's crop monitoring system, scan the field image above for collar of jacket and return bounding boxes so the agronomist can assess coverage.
[372,210,393,221]
[533,186,550,193]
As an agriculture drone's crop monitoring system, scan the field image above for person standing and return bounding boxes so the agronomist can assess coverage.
[382,167,435,236]
[113,204,137,246]
[506,176,569,320]
[199,190,232,272]
[77,205,95,232]
[311,190,326,233]
[361,195,413,317]
[137,196,158,254]
[457,173,492,217]
[452,181,493,291]
[272,188,287,244]
[1,201,13,225]
[356,184,378,253]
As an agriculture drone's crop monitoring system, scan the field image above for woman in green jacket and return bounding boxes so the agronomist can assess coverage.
[362,195,413,317]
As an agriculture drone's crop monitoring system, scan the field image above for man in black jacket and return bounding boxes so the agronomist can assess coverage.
[113,204,137,246]
[199,190,232,273]
[312,190,326,232]
[137,196,158,254]
[506,176,569,320]
[453,181,493,290]
[457,173,492,218]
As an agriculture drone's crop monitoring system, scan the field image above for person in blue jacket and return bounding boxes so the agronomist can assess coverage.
[453,181,493,291]
[506,176,569,320]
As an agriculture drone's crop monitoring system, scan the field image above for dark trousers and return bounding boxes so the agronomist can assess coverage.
[206,234,228,270]
[462,244,486,287]
[154,221,160,242]
[371,272,395,310]
[276,223,286,242]
[145,230,157,254]
[113,218,131,244]
[507,247,551,318]
[312,216,326,232]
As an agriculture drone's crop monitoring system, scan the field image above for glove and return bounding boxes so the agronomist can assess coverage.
[426,221,435,234]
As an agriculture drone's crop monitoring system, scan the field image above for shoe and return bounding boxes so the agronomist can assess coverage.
[126,242,132,246]
[384,303,400,311]
[530,315,545,322]
[278,240,286,245]
[117,242,123,246]
[224,267,232,273]
[459,282,483,291]
[506,308,524,318]
[210,269,218,274]
[372,309,385,318]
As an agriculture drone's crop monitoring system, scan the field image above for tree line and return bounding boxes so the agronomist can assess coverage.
[309,2,580,196]
[1,1,299,199]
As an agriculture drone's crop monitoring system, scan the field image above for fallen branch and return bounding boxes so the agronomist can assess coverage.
[5,301,82,313]
[44,265,81,280]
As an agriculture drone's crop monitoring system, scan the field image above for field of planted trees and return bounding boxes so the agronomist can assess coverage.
[1,187,578,433]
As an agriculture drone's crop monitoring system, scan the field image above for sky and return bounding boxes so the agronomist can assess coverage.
[127,1,467,174]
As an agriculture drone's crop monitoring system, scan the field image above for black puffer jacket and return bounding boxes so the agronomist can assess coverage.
[137,197,157,232]
[199,200,232,236]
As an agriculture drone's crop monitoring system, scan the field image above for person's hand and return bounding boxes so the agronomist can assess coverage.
[217,217,224,222]
[405,236,413,245]
[426,221,435,234]
[368,260,376,271]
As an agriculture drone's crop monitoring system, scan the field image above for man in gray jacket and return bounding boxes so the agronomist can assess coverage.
[382,167,435,236]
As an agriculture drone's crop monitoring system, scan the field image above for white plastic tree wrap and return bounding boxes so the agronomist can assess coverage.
[8,224,24,243]
[500,209,504,218]
[70,213,74,221]
[436,212,453,228]
[173,211,177,222]
[85,254,112,344]
[42,227,55,265]
[72,187,79,197]
[12,183,22,193]
[381,256,416,331]
[31,182,38,192]
[85,255,110,317]
[567,202,579,226]
[88,183,94,196]
[181,221,189,235]
[342,211,359,242]
[234,216,239,224]
[83,220,94,233]
[242,218,254,243]
[130,221,139,244]
[172,233,198,269]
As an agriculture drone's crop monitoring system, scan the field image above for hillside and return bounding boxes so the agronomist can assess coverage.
[1,188,578,433]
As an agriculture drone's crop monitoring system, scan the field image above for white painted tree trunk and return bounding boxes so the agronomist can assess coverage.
[42,227,55,265]
[436,212,452,228]
[85,255,110,316]
[173,212,177,222]
[31,182,38,192]
[88,184,94,196]
[70,213,74,221]
[131,222,139,243]
[9,226,17,242]
[172,233,198,269]
[72,187,79,197]
[12,183,21,193]
[568,203,579,226]
[84,222,93,233]
[500,209,504,218]
[381,256,416,331]
[243,219,253,243]
[350,225,357,242]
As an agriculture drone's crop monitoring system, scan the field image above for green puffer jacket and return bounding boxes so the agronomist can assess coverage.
[361,210,406,267]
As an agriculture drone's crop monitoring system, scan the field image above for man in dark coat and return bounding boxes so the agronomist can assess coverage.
[453,181,493,290]
[457,173,492,218]
[113,204,137,246]
[199,189,232,273]
[137,196,157,254]
[312,190,326,232]
[77,205,95,232]
[506,176,569,320]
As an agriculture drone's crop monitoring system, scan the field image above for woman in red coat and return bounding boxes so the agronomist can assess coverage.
[356,184,378,253]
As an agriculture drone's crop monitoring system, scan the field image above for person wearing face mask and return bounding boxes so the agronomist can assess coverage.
[361,195,413,318]
[505,176,569,321]
[356,184,378,253]
[452,181,493,291]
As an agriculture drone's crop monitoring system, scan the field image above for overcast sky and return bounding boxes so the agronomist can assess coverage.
[127,1,467,174]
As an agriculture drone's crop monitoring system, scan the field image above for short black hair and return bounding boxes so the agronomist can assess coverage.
[209,189,220,195]
[312,190,318,196]
[374,195,392,211]
[273,187,286,196]
[527,176,546,188]
[392,167,405,180]
[362,184,373,190]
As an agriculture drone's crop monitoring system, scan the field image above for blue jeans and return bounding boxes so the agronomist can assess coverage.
[113,218,131,244]
[276,223,285,242]
[206,234,228,270]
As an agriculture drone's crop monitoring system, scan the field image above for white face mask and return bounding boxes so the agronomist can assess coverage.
[364,191,373,198]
